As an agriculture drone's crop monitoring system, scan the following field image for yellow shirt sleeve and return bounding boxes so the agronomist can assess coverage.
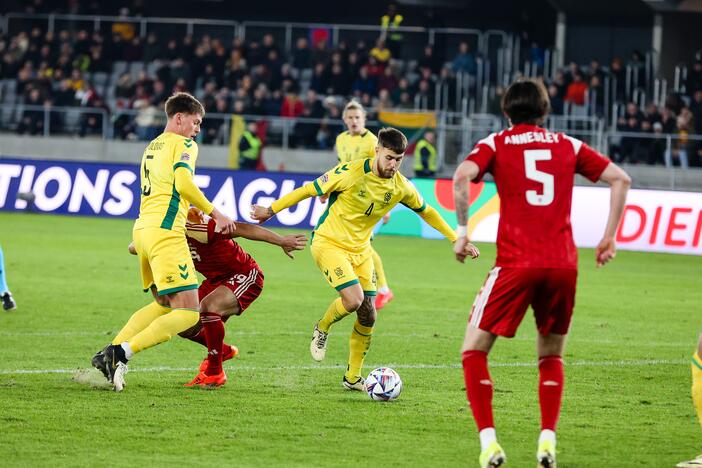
[172,138,199,173]
[311,160,367,196]
[399,177,427,213]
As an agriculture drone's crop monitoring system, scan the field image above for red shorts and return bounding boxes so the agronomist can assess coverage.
[468,267,577,337]
[198,267,264,314]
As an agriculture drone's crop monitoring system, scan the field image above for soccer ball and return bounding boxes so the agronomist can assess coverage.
[365,367,403,401]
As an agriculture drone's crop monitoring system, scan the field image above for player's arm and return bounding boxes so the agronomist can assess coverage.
[251,162,356,223]
[594,163,631,267]
[174,167,235,235]
[451,136,495,263]
[572,139,631,267]
[231,222,307,259]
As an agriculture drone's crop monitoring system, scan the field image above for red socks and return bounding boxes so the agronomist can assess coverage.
[538,355,564,431]
[201,312,225,376]
[461,350,495,431]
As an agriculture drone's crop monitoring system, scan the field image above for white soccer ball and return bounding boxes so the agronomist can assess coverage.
[365,367,403,401]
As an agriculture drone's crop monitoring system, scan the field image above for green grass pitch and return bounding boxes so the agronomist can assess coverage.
[0,212,699,467]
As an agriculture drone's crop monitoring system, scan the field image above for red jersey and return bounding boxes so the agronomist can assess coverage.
[185,219,260,282]
[466,124,610,269]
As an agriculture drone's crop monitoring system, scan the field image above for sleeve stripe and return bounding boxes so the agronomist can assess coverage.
[401,201,427,213]
[363,158,372,173]
[313,180,324,196]
[564,135,583,155]
[173,162,193,173]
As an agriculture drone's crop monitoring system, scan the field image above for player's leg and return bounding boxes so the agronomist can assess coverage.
[0,244,16,311]
[343,251,377,390]
[104,230,200,390]
[310,241,360,361]
[371,247,393,310]
[693,333,702,425]
[462,267,532,468]
[532,268,577,468]
[111,286,171,345]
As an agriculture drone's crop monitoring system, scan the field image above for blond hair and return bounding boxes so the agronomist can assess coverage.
[342,100,366,119]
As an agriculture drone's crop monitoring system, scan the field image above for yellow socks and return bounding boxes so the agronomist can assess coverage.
[127,308,200,354]
[372,248,388,291]
[112,301,171,345]
[692,352,702,425]
[345,321,373,382]
[318,298,352,333]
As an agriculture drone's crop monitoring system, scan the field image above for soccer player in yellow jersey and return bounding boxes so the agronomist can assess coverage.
[335,101,394,310]
[251,128,460,390]
[92,92,235,391]
[677,334,702,467]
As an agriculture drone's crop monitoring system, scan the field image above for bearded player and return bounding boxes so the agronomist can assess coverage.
[252,127,466,390]
[335,101,394,310]
[452,78,630,468]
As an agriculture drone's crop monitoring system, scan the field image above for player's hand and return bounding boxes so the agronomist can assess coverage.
[127,242,137,255]
[211,208,236,235]
[595,236,616,267]
[454,237,480,263]
[382,213,391,225]
[280,233,308,259]
[250,204,274,224]
[319,194,329,204]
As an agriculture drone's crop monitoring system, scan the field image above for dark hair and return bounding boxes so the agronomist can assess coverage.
[501,78,550,125]
[165,92,205,118]
[377,127,408,154]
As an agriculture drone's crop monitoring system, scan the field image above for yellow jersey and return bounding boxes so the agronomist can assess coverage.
[134,131,200,233]
[335,130,378,163]
[311,159,426,252]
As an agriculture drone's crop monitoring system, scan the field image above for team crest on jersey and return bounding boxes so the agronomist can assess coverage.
[334,267,344,278]
[180,152,191,161]
[383,192,393,204]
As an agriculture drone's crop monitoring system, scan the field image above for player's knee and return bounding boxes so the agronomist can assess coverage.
[341,295,363,311]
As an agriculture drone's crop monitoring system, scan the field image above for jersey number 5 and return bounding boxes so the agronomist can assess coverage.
[141,156,153,196]
[523,150,554,206]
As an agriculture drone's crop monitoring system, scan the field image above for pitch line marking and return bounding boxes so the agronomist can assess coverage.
[0,359,687,375]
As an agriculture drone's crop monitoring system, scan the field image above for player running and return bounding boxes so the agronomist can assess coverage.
[452,78,631,468]
[92,92,236,392]
[122,207,307,388]
[251,127,462,390]
[335,101,394,310]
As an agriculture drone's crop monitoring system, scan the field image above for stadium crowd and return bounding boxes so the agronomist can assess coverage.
[1,14,702,166]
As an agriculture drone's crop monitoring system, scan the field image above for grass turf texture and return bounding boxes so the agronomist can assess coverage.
[0,212,699,467]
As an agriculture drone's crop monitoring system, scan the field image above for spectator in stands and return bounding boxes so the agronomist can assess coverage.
[452,41,476,75]
[661,106,677,133]
[291,37,311,70]
[295,89,325,148]
[380,2,404,58]
[248,84,268,116]
[391,77,413,104]
[610,57,626,101]
[616,102,645,163]
[79,96,109,138]
[627,50,646,89]
[376,88,393,112]
[327,63,351,96]
[564,71,588,107]
[281,90,303,118]
[17,87,46,135]
[310,62,329,94]
[415,79,434,109]
[347,51,362,80]
[311,39,330,67]
[588,74,604,116]
[378,65,399,93]
[666,112,693,167]
[643,103,661,125]
[143,33,163,63]
[239,121,262,170]
[202,95,231,144]
[589,59,605,81]
[414,131,437,177]
[690,89,702,133]
[418,44,440,75]
[648,122,667,165]
[352,66,377,97]
[370,39,391,67]
[112,7,136,41]
[687,61,702,94]
[397,91,413,110]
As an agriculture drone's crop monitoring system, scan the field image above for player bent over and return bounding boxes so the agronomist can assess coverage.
[179,208,306,387]
[252,127,462,390]
[452,79,630,468]
[92,93,236,391]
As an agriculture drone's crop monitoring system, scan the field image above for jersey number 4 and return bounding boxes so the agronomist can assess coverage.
[364,202,374,216]
[523,150,554,206]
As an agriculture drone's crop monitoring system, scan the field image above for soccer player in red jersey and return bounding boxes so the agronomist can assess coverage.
[129,207,307,388]
[452,79,631,468]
